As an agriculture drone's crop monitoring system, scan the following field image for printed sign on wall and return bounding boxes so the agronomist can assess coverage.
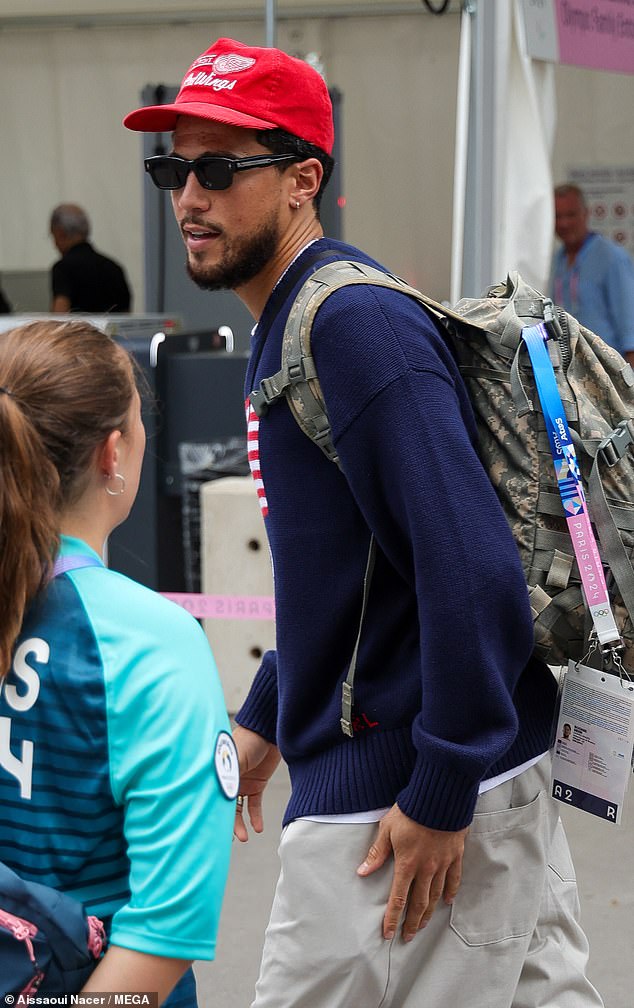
[521,0,634,75]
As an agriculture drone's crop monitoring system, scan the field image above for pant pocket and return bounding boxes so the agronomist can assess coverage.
[548,817,577,884]
[450,788,548,946]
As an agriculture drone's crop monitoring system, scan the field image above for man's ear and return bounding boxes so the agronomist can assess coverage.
[289,158,323,208]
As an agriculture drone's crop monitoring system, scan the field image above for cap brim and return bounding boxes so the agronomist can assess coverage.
[123,101,278,133]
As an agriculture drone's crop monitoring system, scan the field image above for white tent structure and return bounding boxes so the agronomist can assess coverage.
[453,0,556,299]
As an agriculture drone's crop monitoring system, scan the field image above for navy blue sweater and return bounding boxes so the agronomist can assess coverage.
[236,238,556,831]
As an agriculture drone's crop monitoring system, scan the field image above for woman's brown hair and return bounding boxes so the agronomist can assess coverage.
[0,320,136,678]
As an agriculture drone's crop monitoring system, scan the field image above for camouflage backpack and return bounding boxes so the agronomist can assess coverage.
[250,261,634,725]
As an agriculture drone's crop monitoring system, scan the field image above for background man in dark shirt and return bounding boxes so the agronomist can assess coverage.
[0,283,11,313]
[49,203,131,313]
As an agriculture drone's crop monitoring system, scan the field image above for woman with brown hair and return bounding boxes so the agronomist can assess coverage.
[0,321,235,1006]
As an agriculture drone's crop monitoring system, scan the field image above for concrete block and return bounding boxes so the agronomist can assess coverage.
[200,476,275,712]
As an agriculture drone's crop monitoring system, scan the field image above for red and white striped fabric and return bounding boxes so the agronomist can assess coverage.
[245,398,268,517]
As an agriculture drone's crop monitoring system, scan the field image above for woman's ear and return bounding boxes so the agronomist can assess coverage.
[96,429,122,482]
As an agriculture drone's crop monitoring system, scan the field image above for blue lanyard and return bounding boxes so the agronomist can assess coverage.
[52,555,102,578]
[521,323,621,648]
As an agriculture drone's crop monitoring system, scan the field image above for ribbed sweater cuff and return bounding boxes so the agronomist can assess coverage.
[396,756,480,831]
[235,662,278,745]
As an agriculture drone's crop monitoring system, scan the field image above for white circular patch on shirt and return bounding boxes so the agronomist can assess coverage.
[214,731,240,800]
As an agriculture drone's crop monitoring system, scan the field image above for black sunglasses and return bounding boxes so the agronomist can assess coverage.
[144,153,297,191]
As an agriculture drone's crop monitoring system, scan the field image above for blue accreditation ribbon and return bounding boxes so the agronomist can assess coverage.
[521,324,621,647]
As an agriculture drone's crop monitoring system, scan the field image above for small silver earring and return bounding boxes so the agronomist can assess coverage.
[295,201,300,209]
[105,473,126,496]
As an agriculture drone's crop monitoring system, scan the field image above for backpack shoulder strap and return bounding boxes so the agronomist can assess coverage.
[249,260,484,467]
[248,261,483,737]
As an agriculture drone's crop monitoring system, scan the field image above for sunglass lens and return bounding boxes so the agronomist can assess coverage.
[145,156,236,190]
[150,159,188,189]
[196,159,233,190]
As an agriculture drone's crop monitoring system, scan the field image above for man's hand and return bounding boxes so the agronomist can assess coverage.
[357,804,468,941]
[233,724,281,842]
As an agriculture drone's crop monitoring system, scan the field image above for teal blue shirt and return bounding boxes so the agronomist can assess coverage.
[0,536,234,961]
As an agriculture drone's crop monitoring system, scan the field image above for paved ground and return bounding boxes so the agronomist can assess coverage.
[196,764,633,1008]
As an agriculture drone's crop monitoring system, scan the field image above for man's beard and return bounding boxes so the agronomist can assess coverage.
[186,215,281,292]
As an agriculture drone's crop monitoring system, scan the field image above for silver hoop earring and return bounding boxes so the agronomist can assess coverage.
[295,201,301,209]
[105,473,126,496]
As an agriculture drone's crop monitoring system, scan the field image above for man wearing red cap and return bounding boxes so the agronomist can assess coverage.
[125,38,602,1008]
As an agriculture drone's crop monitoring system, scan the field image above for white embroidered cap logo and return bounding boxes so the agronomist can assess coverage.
[183,53,256,91]
[213,54,256,74]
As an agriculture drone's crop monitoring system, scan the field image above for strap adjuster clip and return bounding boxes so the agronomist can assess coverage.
[340,718,354,738]
[250,374,287,416]
[287,354,317,385]
[340,682,354,738]
[598,420,633,467]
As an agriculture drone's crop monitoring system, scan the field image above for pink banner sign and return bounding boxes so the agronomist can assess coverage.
[556,0,634,74]
[162,592,275,620]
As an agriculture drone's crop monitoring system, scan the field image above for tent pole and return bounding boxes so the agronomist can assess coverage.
[265,0,277,47]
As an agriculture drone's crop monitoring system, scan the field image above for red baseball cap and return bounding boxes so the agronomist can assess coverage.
[123,37,334,155]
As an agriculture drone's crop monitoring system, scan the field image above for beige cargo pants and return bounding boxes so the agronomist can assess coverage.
[251,758,603,1008]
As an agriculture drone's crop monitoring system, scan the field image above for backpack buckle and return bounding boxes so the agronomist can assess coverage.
[311,424,340,465]
[250,374,287,417]
[249,388,270,417]
[598,420,633,467]
[250,357,318,418]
